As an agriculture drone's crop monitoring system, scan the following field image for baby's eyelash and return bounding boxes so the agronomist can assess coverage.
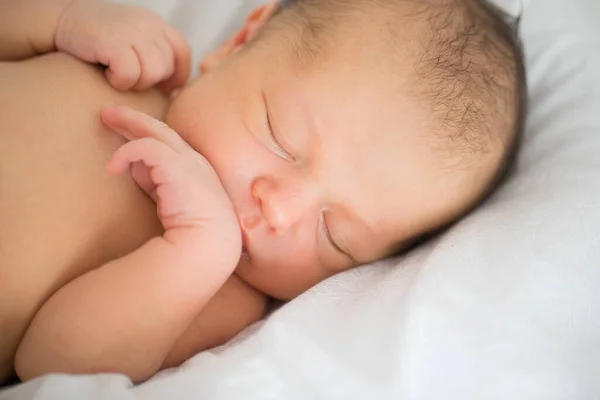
[321,212,345,256]
[266,117,291,159]
[263,92,294,161]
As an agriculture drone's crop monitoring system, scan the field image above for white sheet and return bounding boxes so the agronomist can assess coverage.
[2,0,600,399]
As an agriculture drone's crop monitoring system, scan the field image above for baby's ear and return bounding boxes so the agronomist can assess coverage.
[200,1,280,74]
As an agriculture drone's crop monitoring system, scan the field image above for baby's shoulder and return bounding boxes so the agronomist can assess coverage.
[2,52,168,114]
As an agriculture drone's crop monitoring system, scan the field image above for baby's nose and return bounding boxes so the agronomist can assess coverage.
[251,177,314,235]
[239,214,261,232]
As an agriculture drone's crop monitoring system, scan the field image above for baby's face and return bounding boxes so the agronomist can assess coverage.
[166,32,472,300]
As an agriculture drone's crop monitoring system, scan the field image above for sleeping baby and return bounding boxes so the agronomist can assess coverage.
[0,0,524,385]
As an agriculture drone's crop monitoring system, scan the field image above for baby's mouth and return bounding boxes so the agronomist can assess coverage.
[241,246,250,261]
[240,225,252,262]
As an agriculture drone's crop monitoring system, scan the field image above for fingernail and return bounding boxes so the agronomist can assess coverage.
[151,120,169,129]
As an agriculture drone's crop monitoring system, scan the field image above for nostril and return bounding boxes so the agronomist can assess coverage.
[240,214,261,231]
[251,177,271,203]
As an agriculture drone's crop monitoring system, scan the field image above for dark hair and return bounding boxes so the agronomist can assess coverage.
[274,0,524,159]
[272,0,527,252]
[411,0,527,252]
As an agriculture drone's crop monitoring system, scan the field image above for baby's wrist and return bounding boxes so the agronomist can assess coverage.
[163,225,242,273]
[24,0,76,55]
[53,0,84,50]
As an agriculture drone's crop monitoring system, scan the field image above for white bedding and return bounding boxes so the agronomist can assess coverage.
[2,0,600,399]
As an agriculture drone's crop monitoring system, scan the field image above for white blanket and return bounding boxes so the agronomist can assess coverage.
[2,0,600,399]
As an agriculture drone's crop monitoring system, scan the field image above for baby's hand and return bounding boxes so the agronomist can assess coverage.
[102,105,241,264]
[56,0,191,94]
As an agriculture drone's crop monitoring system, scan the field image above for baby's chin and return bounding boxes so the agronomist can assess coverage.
[234,254,266,293]
[234,255,280,298]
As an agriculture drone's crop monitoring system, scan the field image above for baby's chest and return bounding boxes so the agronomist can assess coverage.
[0,53,167,286]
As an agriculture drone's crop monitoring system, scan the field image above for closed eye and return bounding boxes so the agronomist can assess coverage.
[321,212,351,260]
[263,92,295,161]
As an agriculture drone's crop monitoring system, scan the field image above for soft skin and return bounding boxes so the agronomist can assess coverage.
[167,2,479,300]
[0,0,267,384]
[0,0,494,385]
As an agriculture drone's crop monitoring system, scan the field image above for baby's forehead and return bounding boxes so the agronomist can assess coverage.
[270,0,432,72]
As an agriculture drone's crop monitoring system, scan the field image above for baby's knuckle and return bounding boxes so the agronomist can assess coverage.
[142,137,162,147]
[141,65,166,86]
[163,61,175,77]
[132,137,159,152]
[139,12,163,31]
[121,65,142,82]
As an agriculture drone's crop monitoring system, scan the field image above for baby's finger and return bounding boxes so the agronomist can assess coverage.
[154,36,176,83]
[130,161,158,202]
[106,137,178,185]
[157,26,191,94]
[105,45,142,91]
[133,41,172,91]
[101,105,190,153]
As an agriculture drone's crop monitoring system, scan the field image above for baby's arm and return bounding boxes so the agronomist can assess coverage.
[15,106,242,383]
[16,230,235,382]
[0,0,190,93]
[161,274,269,369]
[0,0,70,60]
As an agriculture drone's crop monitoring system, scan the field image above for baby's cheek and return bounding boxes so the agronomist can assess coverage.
[237,243,328,300]
[278,225,317,259]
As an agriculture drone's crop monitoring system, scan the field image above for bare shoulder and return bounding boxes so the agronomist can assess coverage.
[0,52,166,118]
